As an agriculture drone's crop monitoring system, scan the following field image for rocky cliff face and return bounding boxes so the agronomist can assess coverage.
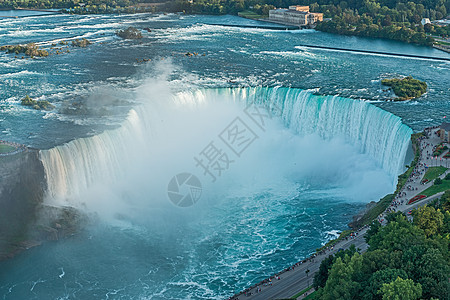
[0,149,88,260]
[0,150,47,259]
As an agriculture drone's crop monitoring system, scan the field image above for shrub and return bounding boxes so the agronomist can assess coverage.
[20,95,54,110]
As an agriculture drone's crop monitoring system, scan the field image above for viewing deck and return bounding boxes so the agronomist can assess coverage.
[0,140,27,157]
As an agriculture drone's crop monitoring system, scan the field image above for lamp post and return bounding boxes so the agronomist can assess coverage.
[306,269,310,287]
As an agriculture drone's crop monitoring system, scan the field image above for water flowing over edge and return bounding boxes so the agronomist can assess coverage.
[39,86,413,204]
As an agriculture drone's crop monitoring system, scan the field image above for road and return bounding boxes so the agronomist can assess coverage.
[230,128,447,300]
[230,228,368,300]
[231,188,438,300]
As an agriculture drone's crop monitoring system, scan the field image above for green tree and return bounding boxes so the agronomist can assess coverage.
[321,254,363,299]
[313,244,358,289]
[379,277,422,300]
[368,215,426,252]
[412,205,444,237]
[313,255,334,289]
[412,247,450,299]
[364,268,408,299]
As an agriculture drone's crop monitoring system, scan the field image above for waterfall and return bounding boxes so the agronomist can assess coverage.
[40,87,412,204]
[200,87,413,176]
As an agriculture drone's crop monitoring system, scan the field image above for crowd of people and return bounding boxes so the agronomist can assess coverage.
[0,140,26,157]
[228,224,370,299]
[380,126,449,222]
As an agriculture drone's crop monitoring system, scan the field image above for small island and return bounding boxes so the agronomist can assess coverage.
[71,38,92,47]
[382,76,427,101]
[21,95,55,111]
[0,43,48,58]
[116,27,143,39]
[1,39,92,59]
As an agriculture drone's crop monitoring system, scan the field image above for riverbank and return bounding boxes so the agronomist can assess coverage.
[0,8,61,18]
[231,125,449,299]
[433,43,450,54]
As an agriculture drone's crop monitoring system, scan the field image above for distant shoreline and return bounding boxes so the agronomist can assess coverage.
[296,44,450,62]
[0,8,61,18]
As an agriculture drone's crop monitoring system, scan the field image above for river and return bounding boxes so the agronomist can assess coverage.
[0,12,448,299]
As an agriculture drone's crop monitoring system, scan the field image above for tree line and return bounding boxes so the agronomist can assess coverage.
[311,193,450,299]
[0,0,159,13]
[168,0,449,45]
[2,0,449,45]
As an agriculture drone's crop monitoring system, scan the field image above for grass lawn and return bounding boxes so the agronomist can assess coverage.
[395,132,422,194]
[238,10,265,19]
[421,180,450,197]
[0,144,15,154]
[423,166,448,182]
[351,193,395,228]
[291,286,313,299]
[304,291,319,299]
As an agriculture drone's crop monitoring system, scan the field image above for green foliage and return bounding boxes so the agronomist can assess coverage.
[432,143,448,156]
[412,205,444,237]
[1,43,48,58]
[20,95,34,106]
[442,190,450,211]
[367,215,425,251]
[310,0,449,45]
[313,254,334,289]
[316,200,450,299]
[351,194,395,228]
[320,254,363,299]
[422,166,447,182]
[434,177,442,185]
[2,0,448,46]
[364,221,382,244]
[0,0,158,14]
[385,211,405,224]
[313,245,358,290]
[396,133,421,193]
[303,290,320,299]
[364,268,408,299]
[0,144,16,154]
[379,277,422,300]
[381,76,427,100]
[20,95,55,111]
[407,247,450,299]
[421,179,450,197]
[317,20,434,45]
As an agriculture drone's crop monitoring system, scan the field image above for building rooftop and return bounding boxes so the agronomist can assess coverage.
[271,8,320,15]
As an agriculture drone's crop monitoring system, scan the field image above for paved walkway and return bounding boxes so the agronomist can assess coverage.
[229,127,449,300]
[0,140,26,157]
[383,127,449,219]
[229,227,369,300]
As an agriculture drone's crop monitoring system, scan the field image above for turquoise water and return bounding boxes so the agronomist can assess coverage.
[0,13,448,299]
